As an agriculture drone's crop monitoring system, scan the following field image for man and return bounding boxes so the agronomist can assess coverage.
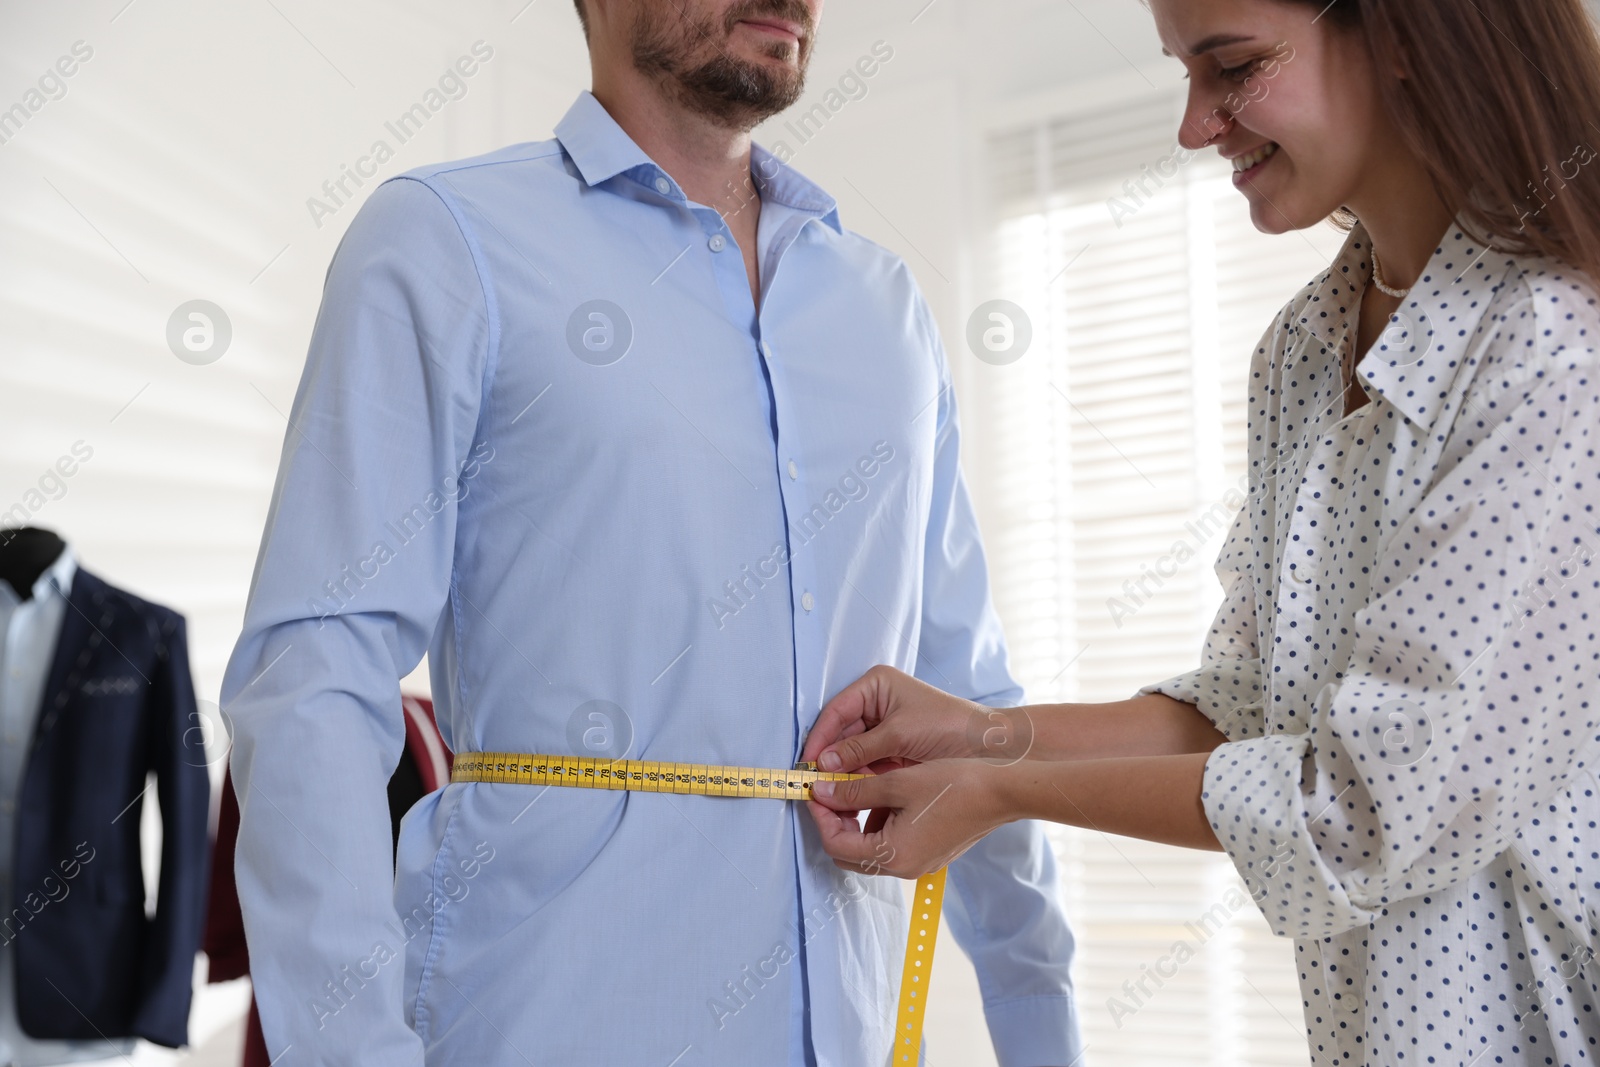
[220,1,1081,1064]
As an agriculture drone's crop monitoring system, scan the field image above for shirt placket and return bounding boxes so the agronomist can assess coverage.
[758,217,823,764]
[760,331,822,763]
[682,168,825,760]
[672,178,816,731]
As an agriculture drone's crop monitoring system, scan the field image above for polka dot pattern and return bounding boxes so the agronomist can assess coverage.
[1143,222,1600,1064]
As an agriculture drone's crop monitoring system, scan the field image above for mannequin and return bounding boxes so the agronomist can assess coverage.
[0,528,209,1061]
[0,528,66,601]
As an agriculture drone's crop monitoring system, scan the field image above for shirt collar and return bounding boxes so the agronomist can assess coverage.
[35,544,75,602]
[553,91,841,233]
[1294,218,1518,431]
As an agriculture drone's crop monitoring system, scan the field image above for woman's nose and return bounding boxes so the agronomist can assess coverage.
[1178,89,1232,152]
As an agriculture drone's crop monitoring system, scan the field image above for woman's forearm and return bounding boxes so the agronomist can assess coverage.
[996,751,1222,851]
[1016,694,1229,762]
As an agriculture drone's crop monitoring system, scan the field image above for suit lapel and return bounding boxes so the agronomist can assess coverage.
[34,568,105,749]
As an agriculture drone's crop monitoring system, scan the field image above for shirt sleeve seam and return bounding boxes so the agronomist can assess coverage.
[390,175,503,422]
[387,174,502,724]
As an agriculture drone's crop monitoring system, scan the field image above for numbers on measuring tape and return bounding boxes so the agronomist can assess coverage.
[451,751,865,799]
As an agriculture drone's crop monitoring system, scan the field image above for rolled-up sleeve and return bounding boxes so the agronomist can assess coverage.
[218,176,493,1066]
[911,296,1082,1067]
[1200,357,1600,943]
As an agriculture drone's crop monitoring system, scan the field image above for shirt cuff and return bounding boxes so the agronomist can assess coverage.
[981,994,1084,1067]
[1140,660,1265,742]
[1202,734,1374,942]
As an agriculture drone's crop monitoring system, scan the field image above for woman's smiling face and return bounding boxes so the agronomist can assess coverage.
[1150,0,1387,234]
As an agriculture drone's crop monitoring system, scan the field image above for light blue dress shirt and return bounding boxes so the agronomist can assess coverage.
[0,547,134,1067]
[220,91,1080,1067]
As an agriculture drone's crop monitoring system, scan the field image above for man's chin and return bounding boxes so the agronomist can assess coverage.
[673,58,807,129]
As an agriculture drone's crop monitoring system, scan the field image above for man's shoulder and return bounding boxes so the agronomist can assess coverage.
[390,139,569,196]
[398,139,564,181]
[340,140,571,250]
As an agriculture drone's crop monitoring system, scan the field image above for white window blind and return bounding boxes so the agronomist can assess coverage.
[973,91,1346,1067]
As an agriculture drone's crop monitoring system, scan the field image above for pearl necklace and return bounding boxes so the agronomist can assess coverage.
[1371,249,1411,298]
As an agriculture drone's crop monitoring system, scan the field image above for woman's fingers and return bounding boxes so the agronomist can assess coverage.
[804,799,894,872]
[810,771,898,812]
[807,772,925,874]
[810,666,925,771]
[806,759,1011,879]
[808,666,999,772]
[820,724,909,774]
[800,671,884,763]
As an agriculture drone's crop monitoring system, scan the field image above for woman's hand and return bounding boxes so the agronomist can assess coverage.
[805,759,1015,878]
[800,665,1036,775]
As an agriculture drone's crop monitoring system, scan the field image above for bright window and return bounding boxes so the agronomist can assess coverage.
[971,89,1346,1066]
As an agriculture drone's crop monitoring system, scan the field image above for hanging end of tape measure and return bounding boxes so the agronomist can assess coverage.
[891,866,948,1066]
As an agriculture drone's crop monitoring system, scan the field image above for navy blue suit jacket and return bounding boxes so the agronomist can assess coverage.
[11,568,210,1047]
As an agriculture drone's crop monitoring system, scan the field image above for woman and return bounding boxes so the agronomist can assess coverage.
[803,0,1600,1062]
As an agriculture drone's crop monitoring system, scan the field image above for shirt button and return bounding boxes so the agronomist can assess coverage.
[787,459,799,480]
[708,234,727,253]
[1289,564,1314,585]
[761,342,773,359]
[654,177,671,195]
[801,591,815,612]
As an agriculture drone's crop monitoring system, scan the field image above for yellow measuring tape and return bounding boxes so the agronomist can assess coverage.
[452,752,947,1063]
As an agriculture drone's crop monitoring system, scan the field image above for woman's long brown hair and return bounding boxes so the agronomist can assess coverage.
[1309,0,1600,279]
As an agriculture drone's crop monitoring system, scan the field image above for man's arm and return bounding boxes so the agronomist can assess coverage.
[219,175,493,1066]
[909,295,1083,1067]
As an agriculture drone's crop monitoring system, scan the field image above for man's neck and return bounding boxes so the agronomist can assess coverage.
[590,75,759,223]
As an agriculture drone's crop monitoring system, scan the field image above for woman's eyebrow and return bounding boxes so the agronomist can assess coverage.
[1162,33,1256,59]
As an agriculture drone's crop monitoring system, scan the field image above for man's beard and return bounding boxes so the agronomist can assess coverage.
[632,0,814,130]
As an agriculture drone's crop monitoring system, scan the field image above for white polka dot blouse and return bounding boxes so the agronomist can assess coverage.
[1143,220,1600,1065]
